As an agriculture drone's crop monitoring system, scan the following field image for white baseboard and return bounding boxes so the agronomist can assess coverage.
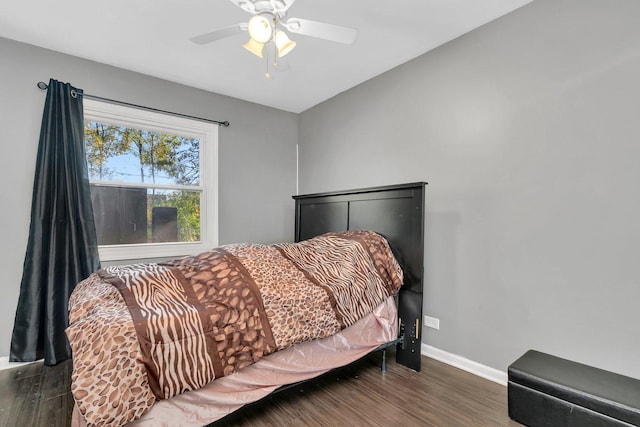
[0,356,39,371]
[421,344,508,386]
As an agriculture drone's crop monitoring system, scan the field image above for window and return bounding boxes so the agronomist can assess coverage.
[83,99,218,261]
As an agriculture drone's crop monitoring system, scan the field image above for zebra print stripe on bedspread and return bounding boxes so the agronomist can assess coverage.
[99,265,220,399]
[98,252,277,400]
[274,230,404,328]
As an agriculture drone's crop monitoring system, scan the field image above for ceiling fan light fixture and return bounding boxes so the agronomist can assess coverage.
[189,0,360,78]
[274,30,296,57]
[247,14,273,43]
[243,37,264,58]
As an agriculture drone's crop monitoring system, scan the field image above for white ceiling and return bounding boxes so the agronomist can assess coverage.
[0,0,533,113]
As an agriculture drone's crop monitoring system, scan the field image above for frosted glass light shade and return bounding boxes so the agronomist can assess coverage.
[247,15,272,43]
[243,38,264,58]
[274,30,296,57]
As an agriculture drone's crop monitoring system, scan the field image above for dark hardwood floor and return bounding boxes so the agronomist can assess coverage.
[0,358,73,427]
[0,351,522,427]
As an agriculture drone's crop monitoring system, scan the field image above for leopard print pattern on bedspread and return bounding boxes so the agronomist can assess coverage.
[162,248,278,376]
[66,230,403,427]
[224,244,342,349]
[67,272,155,427]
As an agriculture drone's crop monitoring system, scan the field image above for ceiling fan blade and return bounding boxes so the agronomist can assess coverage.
[283,18,357,44]
[190,24,247,45]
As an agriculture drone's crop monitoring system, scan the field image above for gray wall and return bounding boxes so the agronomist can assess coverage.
[299,0,640,379]
[0,37,298,358]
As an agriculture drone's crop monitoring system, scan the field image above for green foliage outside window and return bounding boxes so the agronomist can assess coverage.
[85,121,201,243]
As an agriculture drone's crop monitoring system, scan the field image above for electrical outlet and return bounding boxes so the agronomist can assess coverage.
[424,315,440,330]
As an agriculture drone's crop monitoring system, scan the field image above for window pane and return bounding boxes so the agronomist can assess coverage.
[149,189,201,243]
[84,122,200,186]
[91,185,201,245]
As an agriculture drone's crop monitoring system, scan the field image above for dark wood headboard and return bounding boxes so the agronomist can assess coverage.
[293,182,426,371]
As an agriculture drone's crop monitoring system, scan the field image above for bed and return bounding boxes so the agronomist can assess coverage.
[69,182,426,427]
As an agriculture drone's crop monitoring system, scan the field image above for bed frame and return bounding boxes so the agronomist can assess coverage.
[70,182,428,427]
[293,182,426,372]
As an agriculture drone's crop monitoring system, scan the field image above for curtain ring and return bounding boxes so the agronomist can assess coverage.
[70,89,78,98]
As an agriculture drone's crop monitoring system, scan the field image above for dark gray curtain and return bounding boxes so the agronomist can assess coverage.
[10,78,100,365]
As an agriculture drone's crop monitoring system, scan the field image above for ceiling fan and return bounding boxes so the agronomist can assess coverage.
[190,0,358,78]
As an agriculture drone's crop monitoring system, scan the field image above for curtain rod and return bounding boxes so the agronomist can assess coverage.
[36,81,230,127]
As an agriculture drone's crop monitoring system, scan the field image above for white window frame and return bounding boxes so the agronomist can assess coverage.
[84,99,218,261]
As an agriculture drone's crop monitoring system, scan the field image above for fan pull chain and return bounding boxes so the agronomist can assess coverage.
[273,33,277,70]
[264,45,271,79]
[273,37,279,70]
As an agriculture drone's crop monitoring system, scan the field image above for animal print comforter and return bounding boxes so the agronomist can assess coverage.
[66,230,403,427]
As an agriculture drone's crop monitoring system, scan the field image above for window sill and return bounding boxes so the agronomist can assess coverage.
[98,241,216,262]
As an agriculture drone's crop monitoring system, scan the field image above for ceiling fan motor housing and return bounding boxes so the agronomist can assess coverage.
[238,0,293,19]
